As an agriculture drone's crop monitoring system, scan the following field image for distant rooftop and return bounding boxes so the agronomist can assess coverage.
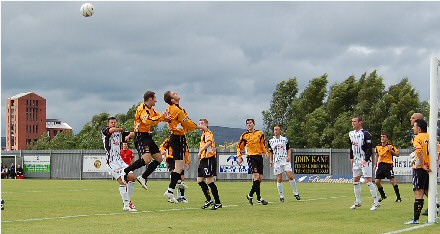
[9,92,33,99]
[46,119,72,130]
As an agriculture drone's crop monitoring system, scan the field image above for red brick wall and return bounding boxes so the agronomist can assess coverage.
[6,93,46,150]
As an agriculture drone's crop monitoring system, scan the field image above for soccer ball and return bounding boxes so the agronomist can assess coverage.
[80,3,94,17]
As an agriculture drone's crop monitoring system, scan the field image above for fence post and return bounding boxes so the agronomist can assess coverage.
[80,149,83,180]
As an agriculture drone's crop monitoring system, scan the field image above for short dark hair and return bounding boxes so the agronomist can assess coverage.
[274,124,282,130]
[415,119,428,132]
[381,132,390,138]
[246,119,255,124]
[199,118,209,126]
[143,91,155,102]
[353,115,363,122]
[164,91,172,105]
[108,116,117,122]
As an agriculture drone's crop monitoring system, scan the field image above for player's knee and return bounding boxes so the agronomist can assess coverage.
[127,172,136,182]
[143,157,152,165]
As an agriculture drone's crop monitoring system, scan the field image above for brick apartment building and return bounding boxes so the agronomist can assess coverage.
[6,92,72,150]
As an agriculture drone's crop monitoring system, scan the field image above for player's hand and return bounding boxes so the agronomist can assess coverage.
[163,111,172,122]
[422,165,432,172]
[264,154,269,160]
[237,157,243,166]
[198,152,202,158]
[350,159,354,165]
[270,162,274,167]
[361,160,367,167]
[186,164,190,171]
[125,135,131,141]
[286,157,291,162]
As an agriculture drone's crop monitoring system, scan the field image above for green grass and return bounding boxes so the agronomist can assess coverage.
[1,179,439,233]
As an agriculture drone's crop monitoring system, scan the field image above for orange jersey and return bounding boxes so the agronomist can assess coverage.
[199,130,216,159]
[237,129,269,158]
[375,142,399,164]
[160,137,190,165]
[133,103,165,133]
[166,104,198,135]
[412,132,430,169]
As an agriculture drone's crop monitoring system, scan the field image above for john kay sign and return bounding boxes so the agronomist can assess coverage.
[294,155,330,174]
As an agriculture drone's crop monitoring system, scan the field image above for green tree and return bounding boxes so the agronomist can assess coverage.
[153,124,171,146]
[284,75,328,148]
[75,112,110,149]
[326,75,360,120]
[262,78,299,134]
[186,130,202,149]
[379,78,424,147]
[29,131,76,150]
[302,107,329,147]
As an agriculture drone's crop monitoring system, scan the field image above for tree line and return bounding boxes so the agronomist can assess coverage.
[262,70,429,148]
[31,70,429,150]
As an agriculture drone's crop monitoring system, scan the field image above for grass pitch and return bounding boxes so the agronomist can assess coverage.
[1,179,439,233]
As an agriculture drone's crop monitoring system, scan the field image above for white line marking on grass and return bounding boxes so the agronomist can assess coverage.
[297,195,349,202]
[1,205,239,223]
[382,223,434,234]
[1,188,114,194]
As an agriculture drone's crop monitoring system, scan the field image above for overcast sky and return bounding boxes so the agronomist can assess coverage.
[2,1,440,135]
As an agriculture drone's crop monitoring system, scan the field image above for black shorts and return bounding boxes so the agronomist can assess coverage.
[412,168,429,191]
[198,157,217,178]
[375,162,395,180]
[247,155,264,175]
[170,134,187,161]
[135,132,160,156]
[166,158,175,171]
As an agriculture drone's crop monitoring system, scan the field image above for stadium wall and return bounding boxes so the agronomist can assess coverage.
[1,148,433,183]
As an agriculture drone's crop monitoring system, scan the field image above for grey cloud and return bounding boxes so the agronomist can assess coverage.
[2,1,440,134]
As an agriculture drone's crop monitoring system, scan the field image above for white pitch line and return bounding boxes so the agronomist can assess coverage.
[382,223,434,234]
[1,205,239,223]
[1,188,115,194]
[1,195,350,224]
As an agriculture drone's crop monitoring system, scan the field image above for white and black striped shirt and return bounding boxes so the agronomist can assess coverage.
[268,135,290,163]
[102,126,128,164]
[348,129,373,165]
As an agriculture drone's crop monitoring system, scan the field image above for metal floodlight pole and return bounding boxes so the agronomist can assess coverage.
[428,56,439,223]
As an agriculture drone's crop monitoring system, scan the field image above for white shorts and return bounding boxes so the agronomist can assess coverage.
[274,162,293,175]
[352,161,373,178]
[108,158,129,180]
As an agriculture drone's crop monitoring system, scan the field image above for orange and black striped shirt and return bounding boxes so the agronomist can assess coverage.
[199,130,216,159]
[133,103,166,133]
[412,132,430,169]
[237,129,269,159]
[375,141,399,164]
[166,104,198,135]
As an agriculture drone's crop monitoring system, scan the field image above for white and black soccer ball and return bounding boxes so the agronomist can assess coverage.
[80,3,94,17]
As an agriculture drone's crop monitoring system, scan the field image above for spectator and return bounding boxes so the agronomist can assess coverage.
[16,165,24,179]
[1,165,9,179]
[9,163,16,179]
[121,142,135,166]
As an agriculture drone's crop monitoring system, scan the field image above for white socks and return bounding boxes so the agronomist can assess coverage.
[119,185,129,207]
[277,182,284,198]
[289,179,299,195]
[127,182,135,201]
[367,182,379,203]
[353,182,361,204]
